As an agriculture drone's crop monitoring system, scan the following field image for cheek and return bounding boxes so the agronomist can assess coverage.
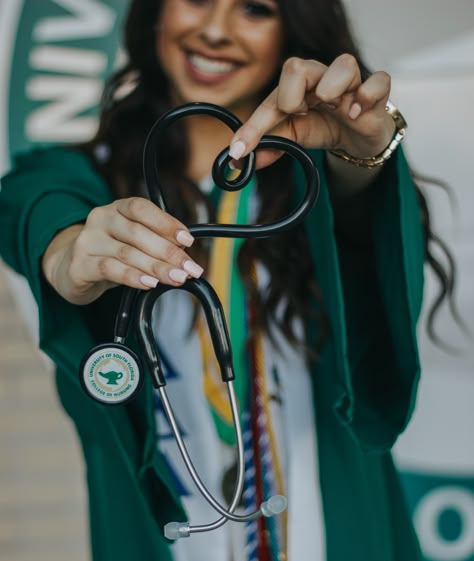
[159,1,202,32]
[254,35,284,77]
[156,6,202,62]
[246,24,284,66]
[156,11,182,64]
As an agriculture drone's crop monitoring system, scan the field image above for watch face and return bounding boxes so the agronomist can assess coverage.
[80,344,143,405]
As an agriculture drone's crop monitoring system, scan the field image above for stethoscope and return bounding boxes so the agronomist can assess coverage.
[79,102,320,540]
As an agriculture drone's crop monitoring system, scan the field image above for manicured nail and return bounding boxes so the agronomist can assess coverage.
[176,230,194,247]
[229,140,246,160]
[140,275,159,288]
[349,103,362,120]
[169,269,188,283]
[183,260,204,278]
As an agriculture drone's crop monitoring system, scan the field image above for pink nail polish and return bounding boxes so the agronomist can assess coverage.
[169,269,188,283]
[183,260,204,278]
[176,230,194,247]
[140,275,159,288]
[229,140,246,160]
[349,103,362,120]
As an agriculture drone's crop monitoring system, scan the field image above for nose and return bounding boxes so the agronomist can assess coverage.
[199,5,232,45]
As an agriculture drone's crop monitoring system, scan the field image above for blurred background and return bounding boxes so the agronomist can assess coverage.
[0,1,473,560]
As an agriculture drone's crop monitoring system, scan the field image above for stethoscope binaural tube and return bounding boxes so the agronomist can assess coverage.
[79,102,320,539]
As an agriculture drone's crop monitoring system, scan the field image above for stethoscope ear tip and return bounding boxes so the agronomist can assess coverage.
[260,495,288,517]
[164,521,191,540]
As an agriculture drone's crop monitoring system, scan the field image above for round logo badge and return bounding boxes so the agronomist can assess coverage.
[80,344,142,405]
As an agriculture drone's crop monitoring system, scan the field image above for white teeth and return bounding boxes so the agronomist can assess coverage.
[189,54,236,74]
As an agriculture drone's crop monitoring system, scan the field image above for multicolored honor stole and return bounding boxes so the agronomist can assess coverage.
[198,181,288,560]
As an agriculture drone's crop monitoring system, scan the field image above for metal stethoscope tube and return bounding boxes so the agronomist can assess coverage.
[136,279,288,539]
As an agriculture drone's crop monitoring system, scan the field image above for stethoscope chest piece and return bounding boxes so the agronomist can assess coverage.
[79,343,143,405]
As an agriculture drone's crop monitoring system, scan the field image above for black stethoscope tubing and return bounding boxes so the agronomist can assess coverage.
[114,102,319,344]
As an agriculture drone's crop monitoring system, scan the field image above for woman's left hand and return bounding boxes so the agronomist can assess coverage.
[228,54,395,170]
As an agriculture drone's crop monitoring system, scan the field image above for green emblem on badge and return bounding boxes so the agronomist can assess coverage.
[99,369,124,385]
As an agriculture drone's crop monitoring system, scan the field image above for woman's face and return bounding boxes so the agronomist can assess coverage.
[156,0,285,119]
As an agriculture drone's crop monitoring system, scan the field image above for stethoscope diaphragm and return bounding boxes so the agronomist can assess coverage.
[79,342,143,405]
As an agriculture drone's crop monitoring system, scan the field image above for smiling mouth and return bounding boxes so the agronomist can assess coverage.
[188,52,240,75]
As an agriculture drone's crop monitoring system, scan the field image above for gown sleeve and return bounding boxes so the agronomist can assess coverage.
[0,147,189,540]
[0,146,113,361]
[296,147,424,452]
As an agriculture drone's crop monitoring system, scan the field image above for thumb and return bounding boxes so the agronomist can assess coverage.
[255,148,285,170]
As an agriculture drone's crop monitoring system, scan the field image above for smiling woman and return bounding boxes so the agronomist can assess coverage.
[0,0,457,561]
[157,0,284,119]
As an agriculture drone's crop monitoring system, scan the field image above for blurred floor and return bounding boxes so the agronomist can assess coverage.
[0,265,88,561]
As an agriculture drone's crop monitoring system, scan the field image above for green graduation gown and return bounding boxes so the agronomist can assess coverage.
[0,145,425,560]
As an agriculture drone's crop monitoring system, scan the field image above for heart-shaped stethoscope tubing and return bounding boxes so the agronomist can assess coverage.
[79,102,320,539]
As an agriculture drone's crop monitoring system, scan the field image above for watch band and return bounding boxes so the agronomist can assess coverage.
[329,100,407,168]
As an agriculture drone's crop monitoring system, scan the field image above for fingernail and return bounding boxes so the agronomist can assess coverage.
[140,275,159,288]
[176,230,194,247]
[229,140,246,160]
[349,103,362,120]
[169,269,188,283]
[183,260,204,278]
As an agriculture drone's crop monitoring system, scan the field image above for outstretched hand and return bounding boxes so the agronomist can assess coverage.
[228,54,396,170]
[42,197,204,305]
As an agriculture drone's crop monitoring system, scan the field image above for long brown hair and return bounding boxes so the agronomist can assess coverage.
[80,0,457,352]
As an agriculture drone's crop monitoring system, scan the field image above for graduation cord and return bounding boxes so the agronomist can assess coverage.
[246,287,288,561]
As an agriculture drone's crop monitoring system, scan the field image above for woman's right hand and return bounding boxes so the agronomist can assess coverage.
[42,197,204,305]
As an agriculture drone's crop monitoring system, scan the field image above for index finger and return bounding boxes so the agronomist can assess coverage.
[228,58,327,160]
[116,197,194,248]
[228,89,285,161]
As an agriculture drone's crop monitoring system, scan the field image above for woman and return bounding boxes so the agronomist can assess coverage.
[0,0,442,560]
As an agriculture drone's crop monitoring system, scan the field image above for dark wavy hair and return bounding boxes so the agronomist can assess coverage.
[80,0,458,354]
